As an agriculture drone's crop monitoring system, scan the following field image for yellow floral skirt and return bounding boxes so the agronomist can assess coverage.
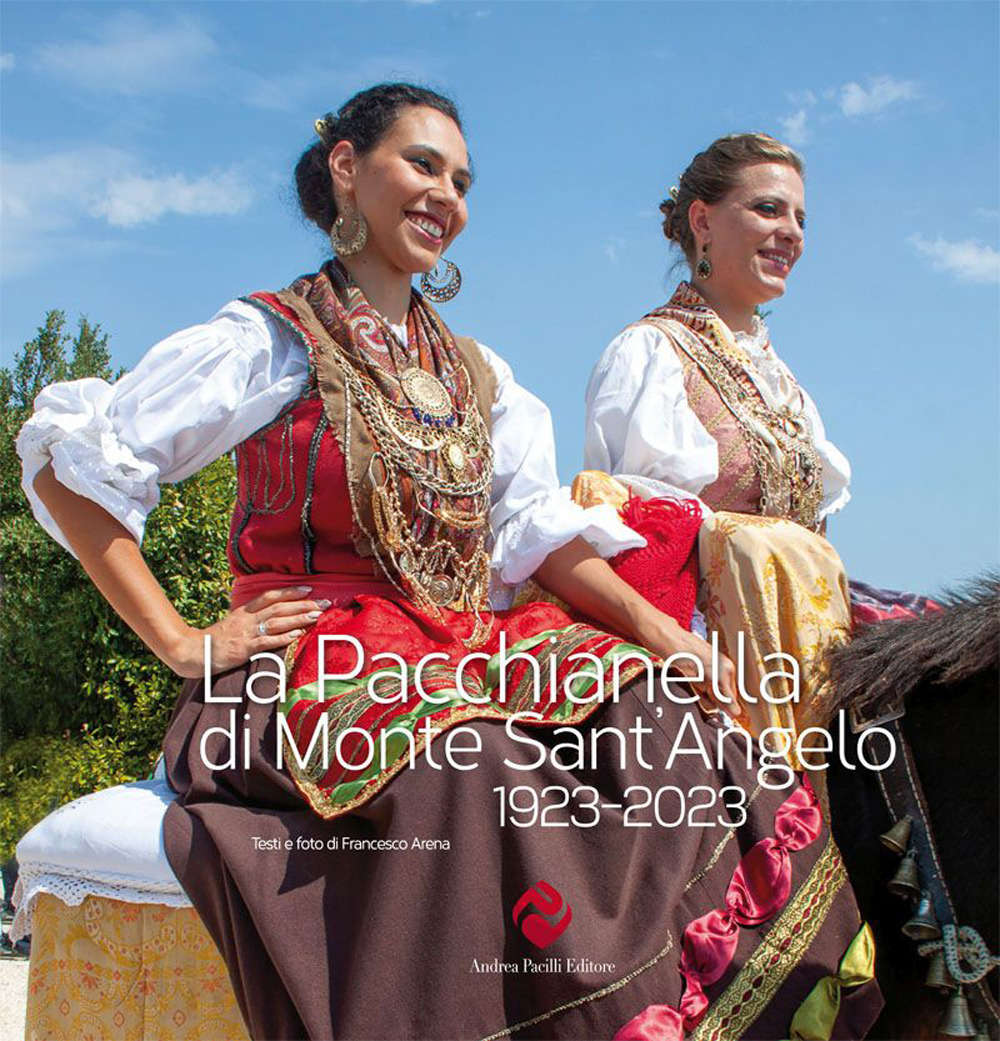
[24,893,247,1041]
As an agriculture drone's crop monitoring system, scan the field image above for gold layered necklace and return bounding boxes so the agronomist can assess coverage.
[647,284,824,530]
[691,318,823,529]
[342,311,495,646]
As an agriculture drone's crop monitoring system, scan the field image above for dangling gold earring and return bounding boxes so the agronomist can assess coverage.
[420,258,462,302]
[696,242,712,280]
[329,205,368,257]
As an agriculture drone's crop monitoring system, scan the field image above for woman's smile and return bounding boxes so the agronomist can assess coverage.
[405,210,447,245]
[691,161,806,325]
[757,247,794,276]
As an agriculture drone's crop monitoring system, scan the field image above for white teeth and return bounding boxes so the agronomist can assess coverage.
[411,215,443,238]
[762,251,789,268]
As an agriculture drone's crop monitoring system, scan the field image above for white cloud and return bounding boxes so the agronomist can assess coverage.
[0,52,15,71]
[2,147,129,229]
[908,234,1000,285]
[91,170,252,227]
[840,75,919,117]
[32,11,217,95]
[28,12,429,112]
[778,75,920,144]
[788,90,816,107]
[603,238,626,265]
[780,109,809,146]
[1,147,127,276]
[1,147,252,276]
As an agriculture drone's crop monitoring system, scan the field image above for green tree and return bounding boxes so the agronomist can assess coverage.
[1,312,236,860]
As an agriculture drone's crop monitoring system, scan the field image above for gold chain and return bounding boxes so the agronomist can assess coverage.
[328,333,495,647]
[669,319,824,530]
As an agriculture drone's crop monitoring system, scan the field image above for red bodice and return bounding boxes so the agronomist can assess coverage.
[227,391,377,582]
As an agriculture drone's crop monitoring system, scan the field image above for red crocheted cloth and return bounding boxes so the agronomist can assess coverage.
[609,496,703,631]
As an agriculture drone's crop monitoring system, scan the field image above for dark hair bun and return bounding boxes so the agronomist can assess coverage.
[295,83,463,235]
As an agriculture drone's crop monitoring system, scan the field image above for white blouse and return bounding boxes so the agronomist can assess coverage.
[17,299,643,603]
[583,320,851,520]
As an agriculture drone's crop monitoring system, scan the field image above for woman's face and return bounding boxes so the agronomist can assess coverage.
[691,162,806,308]
[330,105,471,276]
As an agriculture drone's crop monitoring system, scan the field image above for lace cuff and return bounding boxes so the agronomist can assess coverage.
[17,379,161,553]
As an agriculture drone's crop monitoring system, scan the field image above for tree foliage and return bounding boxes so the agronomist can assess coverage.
[0,311,236,860]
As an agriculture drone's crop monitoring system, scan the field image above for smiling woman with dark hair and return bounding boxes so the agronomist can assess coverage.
[18,99,880,1040]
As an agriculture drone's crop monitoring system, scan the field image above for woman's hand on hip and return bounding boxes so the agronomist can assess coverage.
[166,587,331,678]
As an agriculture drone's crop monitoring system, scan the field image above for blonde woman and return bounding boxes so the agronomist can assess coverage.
[585,134,853,758]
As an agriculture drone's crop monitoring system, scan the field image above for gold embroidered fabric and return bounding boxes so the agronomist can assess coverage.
[698,510,852,769]
[571,470,631,512]
[668,337,763,514]
[24,893,248,1041]
[551,474,850,776]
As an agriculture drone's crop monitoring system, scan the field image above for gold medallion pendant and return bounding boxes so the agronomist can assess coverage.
[400,367,452,419]
[445,442,467,473]
[426,573,457,606]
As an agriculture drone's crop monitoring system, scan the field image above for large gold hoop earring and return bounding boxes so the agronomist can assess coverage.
[420,259,462,302]
[696,242,712,280]
[329,207,368,257]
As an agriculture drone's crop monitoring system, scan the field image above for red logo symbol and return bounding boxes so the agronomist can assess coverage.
[512,880,573,949]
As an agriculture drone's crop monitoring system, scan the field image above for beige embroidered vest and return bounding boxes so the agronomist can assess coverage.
[640,317,763,514]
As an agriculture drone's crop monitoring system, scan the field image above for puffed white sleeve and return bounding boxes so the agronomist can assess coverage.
[798,385,852,520]
[479,344,645,591]
[583,324,719,509]
[16,299,309,557]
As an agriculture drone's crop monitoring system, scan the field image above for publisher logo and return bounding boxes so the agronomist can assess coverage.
[512,880,572,949]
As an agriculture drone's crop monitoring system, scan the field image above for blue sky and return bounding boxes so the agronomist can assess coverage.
[2,0,998,596]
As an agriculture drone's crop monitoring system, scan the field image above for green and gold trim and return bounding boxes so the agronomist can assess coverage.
[280,623,654,819]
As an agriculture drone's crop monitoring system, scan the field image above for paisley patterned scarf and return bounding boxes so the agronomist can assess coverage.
[250,261,497,637]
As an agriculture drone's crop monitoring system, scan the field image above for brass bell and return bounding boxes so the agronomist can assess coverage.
[887,850,921,900]
[940,987,976,1038]
[903,891,942,941]
[880,815,913,855]
[925,950,957,991]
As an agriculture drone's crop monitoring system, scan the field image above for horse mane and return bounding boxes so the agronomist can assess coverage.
[827,572,999,718]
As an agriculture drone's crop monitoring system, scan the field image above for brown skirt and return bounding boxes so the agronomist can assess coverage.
[162,657,882,1041]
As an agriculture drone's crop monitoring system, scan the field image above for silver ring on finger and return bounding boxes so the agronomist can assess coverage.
[258,618,269,636]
